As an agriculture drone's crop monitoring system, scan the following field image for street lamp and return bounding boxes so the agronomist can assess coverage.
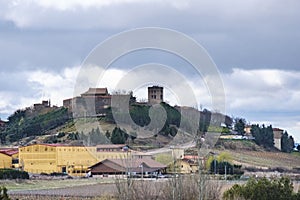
[139,164,144,180]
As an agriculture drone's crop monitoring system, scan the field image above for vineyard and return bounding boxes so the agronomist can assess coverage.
[222,150,300,169]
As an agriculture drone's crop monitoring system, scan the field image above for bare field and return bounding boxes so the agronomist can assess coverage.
[1,178,114,193]
[3,178,300,200]
[9,183,116,199]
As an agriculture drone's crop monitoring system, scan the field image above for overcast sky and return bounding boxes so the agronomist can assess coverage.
[0,0,299,141]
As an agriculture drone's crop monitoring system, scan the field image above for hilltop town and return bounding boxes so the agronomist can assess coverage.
[0,86,299,200]
[0,86,299,178]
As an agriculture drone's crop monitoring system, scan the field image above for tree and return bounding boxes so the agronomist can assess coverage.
[199,109,211,132]
[105,130,110,139]
[234,118,246,135]
[281,131,295,153]
[129,132,137,143]
[223,177,300,200]
[251,124,274,148]
[111,127,128,144]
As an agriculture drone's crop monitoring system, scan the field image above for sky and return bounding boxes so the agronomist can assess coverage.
[0,0,299,141]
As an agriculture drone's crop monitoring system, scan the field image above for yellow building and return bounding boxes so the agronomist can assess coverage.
[19,144,130,176]
[167,156,202,174]
[0,148,18,169]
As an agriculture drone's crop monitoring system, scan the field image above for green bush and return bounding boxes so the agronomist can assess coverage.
[223,177,300,200]
[0,169,29,180]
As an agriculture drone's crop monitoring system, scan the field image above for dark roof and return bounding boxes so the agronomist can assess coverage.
[81,88,108,96]
[273,128,284,131]
[89,158,166,173]
[148,86,163,89]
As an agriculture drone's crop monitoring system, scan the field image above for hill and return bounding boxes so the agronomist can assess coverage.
[0,106,71,145]
[215,139,300,170]
[0,101,232,147]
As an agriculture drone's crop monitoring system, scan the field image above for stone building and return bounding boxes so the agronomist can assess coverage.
[63,88,111,117]
[148,86,163,104]
[273,128,284,150]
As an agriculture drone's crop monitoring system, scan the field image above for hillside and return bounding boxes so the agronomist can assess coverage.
[215,139,300,170]
[0,102,231,147]
[0,106,71,145]
[2,101,298,173]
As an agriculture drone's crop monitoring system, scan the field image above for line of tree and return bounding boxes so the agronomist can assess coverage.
[234,117,246,135]
[105,102,182,137]
[0,107,71,144]
[281,131,295,153]
[251,124,274,148]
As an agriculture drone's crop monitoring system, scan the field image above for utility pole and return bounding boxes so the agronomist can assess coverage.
[197,134,205,200]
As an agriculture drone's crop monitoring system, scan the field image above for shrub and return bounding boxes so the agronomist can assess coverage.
[0,169,29,179]
[223,177,300,200]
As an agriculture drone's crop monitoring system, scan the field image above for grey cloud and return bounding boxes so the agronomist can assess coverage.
[0,0,299,72]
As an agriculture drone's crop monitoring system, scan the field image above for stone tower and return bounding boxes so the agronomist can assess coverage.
[148,86,163,104]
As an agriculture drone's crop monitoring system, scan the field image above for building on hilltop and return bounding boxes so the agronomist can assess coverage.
[148,86,163,104]
[63,87,112,118]
[273,128,284,150]
[33,100,51,110]
[63,87,136,118]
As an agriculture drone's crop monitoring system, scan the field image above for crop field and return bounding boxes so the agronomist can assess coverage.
[220,149,300,169]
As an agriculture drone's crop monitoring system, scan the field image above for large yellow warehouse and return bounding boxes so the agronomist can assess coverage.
[19,144,130,176]
[0,148,19,169]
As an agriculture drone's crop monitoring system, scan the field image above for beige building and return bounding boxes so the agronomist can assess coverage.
[167,155,203,174]
[148,86,163,104]
[273,128,284,150]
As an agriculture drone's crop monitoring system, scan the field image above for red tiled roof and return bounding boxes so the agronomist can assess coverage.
[22,143,69,148]
[0,148,18,156]
[96,144,127,149]
[273,128,284,131]
[43,143,69,147]
[183,155,199,160]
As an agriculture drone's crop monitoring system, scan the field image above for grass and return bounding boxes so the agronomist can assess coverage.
[0,178,115,192]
